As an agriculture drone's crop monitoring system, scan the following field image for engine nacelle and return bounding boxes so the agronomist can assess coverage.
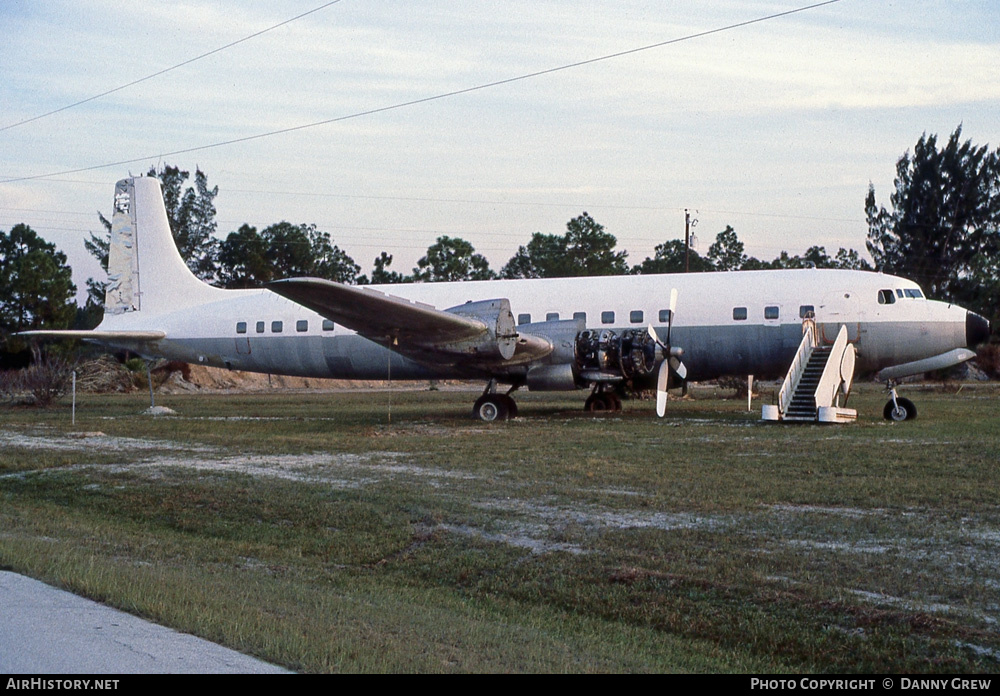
[443,298,518,360]
[575,328,659,383]
[516,321,662,392]
[526,363,578,391]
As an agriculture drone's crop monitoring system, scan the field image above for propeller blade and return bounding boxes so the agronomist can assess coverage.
[666,288,678,345]
[656,360,670,417]
[670,356,688,381]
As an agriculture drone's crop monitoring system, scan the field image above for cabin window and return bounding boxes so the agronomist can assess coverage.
[733,307,747,321]
[601,311,615,325]
[256,321,265,334]
[322,320,335,331]
[878,289,896,305]
[630,310,644,324]
[518,313,531,325]
[271,321,283,333]
[799,305,815,319]
[764,306,779,320]
[296,320,308,332]
[546,312,560,321]
[573,311,587,323]
[658,309,672,323]
[236,322,247,334]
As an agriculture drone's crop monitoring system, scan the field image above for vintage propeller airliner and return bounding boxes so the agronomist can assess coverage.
[24,177,991,422]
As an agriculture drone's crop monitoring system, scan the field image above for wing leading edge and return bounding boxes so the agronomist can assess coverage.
[268,278,552,369]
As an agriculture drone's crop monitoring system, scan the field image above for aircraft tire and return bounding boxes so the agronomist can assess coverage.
[585,393,614,412]
[883,397,917,422]
[473,395,509,422]
[501,395,518,419]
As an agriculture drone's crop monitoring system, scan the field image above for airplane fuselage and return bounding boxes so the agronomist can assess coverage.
[96,268,976,386]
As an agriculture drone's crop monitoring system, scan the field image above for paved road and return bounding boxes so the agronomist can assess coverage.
[0,571,291,674]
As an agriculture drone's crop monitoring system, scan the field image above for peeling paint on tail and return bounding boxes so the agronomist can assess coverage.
[105,179,139,315]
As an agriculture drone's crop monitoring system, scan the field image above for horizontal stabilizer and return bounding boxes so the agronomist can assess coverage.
[18,330,166,342]
[876,348,976,381]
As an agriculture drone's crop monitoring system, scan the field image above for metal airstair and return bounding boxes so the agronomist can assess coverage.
[762,319,857,423]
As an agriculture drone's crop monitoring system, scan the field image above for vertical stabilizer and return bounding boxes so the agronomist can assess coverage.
[104,177,223,317]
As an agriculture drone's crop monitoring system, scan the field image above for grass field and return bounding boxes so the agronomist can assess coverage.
[1,383,999,673]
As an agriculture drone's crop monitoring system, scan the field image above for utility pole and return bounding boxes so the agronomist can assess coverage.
[684,209,691,273]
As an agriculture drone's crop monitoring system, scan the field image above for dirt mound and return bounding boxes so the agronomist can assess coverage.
[155,363,421,393]
[75,355,136,393]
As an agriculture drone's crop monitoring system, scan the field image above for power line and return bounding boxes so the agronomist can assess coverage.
[0,198,865,227]
[0,0,343,133]
[1,0,842,184]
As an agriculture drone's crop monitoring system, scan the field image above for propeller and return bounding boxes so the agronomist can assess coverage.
[649,289,686,418]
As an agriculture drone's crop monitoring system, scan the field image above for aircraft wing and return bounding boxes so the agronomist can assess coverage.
[268,278,552,368]
[270,278,486,344]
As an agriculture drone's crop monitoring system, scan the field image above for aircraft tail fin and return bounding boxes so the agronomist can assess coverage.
[104,177,221,317]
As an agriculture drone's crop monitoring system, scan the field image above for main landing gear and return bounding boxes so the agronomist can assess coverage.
[584,387,622,413]
[883,382,917,421]
[471,380,625,421]
[472,379,519,422]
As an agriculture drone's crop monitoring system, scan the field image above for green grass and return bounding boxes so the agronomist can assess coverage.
[1,383,998,672]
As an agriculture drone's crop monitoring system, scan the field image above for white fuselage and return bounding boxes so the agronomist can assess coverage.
[96,268,972,384]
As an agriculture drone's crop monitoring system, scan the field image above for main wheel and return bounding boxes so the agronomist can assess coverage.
[473,395,509,422]
[585,393,614,412]
[500,394,518,419]
[883,397,917,421]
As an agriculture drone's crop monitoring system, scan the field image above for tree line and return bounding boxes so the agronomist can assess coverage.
[2,125,998,361]
[80,166,874,293]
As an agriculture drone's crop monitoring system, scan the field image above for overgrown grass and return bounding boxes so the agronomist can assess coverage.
[1,383,998,672]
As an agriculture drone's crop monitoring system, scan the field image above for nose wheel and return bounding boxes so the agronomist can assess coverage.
[883,384,917,421]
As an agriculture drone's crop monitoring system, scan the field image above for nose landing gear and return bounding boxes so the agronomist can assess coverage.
[883,382,917,421]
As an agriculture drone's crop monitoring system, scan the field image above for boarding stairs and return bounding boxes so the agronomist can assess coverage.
[762,319,857,423]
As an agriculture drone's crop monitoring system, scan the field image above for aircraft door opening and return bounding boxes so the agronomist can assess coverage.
[818,291,861,344]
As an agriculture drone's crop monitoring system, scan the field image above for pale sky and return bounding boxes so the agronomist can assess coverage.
[1,0,997,302]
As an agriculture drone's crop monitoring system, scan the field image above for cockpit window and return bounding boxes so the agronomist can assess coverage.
[878,289,896,305]
[893,288,924,300]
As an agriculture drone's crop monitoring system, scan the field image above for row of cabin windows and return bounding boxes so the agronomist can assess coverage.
[731,305,815,322]
[239,289,919,335]
[235,319,335,334]
[518,309,673,326]
[524,306,813,325]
